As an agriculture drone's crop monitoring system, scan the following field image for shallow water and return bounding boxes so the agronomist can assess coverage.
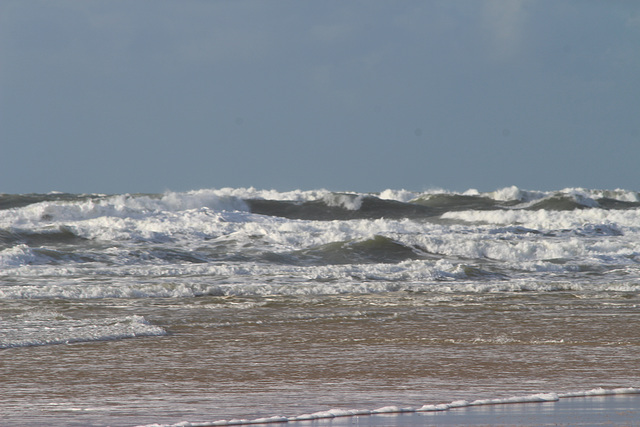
[2,291,639,426]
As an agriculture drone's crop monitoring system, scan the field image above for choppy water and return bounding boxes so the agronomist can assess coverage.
[1,186,639,426]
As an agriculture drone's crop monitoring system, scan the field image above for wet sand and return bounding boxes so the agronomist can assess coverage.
[280,394,640,426]
[3,294,640,426]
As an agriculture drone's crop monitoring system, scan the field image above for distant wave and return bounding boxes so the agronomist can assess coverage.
[2,186,640,300]
[2,186,639,217]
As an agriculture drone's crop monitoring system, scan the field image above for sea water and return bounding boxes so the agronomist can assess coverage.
[1,186,639,426]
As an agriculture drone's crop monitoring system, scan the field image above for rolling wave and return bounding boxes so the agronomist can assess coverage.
[1,186,640,300]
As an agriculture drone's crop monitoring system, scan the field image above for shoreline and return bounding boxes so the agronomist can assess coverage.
[301,393,640,426]
[137,388,640,427]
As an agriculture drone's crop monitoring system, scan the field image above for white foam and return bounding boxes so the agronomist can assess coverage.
[135,387,640,427]
[2,187,640,300]
[377,189,419,203]
[0,313,166,348]
[2,258,640,300]
[4,209,637,274]
[488,185,547,202]
[3,188,637,229]
[0,190,250,229]
[442,207,640,230]
[0,244,41,266]
[558,387,640,398]
[290,408,371,421]
[405,186,640,205]
[322,192,363,210]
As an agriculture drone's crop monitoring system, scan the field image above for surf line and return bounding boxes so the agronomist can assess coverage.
[137,387,640,427]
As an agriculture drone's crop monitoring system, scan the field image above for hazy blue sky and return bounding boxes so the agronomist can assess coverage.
[2,0,639,194]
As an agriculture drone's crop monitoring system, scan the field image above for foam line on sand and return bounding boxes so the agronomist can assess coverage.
[137,387,640,427]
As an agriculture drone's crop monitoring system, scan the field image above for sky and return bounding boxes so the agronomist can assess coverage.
[1,0,639,194]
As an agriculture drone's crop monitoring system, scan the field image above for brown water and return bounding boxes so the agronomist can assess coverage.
[1,290,639,426]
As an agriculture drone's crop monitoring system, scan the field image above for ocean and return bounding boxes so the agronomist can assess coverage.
[1,186,639,426]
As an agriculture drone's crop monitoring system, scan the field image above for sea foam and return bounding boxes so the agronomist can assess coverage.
[0,313,166,348]
[2,186,640,300]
